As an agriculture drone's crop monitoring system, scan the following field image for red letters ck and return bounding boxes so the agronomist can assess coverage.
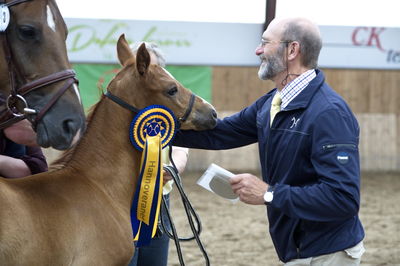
[352,27,386,52]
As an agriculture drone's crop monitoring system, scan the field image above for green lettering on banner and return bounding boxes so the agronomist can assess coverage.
[68,23,129,52]
[68,24,191,54]
[142,26,191,47]
[72,64,212,111]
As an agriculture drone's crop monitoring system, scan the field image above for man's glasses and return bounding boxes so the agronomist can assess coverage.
[259,40,292,48]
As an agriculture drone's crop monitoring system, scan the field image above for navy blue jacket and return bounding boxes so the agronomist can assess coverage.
[174,69,365,262]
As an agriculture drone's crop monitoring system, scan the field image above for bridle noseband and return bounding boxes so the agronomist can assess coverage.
[104,91,196,126]
[0,0,79,129]
[177,91,195,124]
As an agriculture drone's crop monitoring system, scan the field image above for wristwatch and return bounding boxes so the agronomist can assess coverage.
[263,185,274,205]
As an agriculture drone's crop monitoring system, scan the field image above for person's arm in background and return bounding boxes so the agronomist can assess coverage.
[171,146,189,174]
[163,146,189,183]
[3,119,37,146]
[20,146,48,175]
[0,154,31,178]
[0,138,48,178]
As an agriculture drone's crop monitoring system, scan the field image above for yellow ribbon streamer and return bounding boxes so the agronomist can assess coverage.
[134,134,164,240]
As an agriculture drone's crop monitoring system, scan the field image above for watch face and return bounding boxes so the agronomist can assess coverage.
[264,191,273,202]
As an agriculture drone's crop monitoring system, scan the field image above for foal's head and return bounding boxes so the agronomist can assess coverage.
[110,34,217,131]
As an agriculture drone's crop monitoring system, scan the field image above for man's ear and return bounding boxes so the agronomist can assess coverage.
[287,41,300,61]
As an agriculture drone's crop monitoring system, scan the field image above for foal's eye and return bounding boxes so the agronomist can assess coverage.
[18,25,38,41]
[167,86,178,96]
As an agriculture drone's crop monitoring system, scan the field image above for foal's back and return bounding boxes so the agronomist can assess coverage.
[0,172,133,265]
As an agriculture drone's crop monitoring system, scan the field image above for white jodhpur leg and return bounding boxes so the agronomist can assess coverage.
[284,241,365,266]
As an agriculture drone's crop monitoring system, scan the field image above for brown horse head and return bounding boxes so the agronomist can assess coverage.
[0,0,86,150]
[112,34,217,131]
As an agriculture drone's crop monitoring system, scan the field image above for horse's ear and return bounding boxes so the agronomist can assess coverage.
[136,43,151,76]
[117,34,134,66]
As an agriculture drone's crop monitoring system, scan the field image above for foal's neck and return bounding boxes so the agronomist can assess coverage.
[67,96,141,210]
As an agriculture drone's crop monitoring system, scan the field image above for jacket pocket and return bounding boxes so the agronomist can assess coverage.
[322,143,357,150]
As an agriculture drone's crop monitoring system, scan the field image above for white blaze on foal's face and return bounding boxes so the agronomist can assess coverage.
[46,5,56,32]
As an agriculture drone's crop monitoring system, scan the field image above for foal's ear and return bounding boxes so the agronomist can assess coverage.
[117,34,134,66]
[136,43,150,76]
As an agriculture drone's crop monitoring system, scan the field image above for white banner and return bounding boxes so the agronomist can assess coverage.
[319,26,400,69]
[65,18,262,66]
[65,18,400,69]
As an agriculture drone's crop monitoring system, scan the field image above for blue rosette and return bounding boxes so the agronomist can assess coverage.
[129,105,178,151]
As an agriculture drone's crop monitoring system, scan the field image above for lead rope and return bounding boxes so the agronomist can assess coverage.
[160,147,210,266]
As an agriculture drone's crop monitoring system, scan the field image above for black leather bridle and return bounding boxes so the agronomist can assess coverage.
[0,0,79,129]
[104,90,196,125]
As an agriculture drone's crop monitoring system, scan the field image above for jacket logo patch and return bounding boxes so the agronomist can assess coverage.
[290,117,300,128]
[337,152,349,164]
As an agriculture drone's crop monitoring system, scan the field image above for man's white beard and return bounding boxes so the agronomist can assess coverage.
[258,61,270,80]
[258,53,286,81]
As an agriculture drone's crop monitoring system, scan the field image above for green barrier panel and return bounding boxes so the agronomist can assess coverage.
[73,64,212,111]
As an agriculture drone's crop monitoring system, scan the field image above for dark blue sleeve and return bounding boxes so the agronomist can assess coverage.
[4,139,26,158]
[174,100,260,150]
[271,108,361,222]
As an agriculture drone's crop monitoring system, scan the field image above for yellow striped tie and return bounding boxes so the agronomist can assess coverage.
[270,92,282,126]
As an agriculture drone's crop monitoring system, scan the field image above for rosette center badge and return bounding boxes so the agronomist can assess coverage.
[129,105,177,151]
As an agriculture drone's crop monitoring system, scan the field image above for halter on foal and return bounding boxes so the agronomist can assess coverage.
[0,0,85,150]
[0,34,217,265]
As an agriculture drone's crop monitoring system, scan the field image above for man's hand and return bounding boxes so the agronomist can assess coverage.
[230,173,269,205]
[3,119,37,146]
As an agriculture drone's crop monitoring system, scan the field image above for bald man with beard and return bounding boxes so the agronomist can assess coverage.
[174,17,365,265]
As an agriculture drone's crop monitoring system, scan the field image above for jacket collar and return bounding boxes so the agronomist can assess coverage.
[282,69,325,111]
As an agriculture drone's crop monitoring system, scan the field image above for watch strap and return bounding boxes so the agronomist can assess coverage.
[264,185,275,206]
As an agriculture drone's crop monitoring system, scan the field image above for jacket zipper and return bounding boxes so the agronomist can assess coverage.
[266,110,284,178]
[322,143,356,150]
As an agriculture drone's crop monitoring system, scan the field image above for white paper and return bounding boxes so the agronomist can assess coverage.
[197,163,239,202]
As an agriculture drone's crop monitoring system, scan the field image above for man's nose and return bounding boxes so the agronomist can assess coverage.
[255,45,264,56]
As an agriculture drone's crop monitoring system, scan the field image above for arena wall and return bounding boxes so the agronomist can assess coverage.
[186,67,400,172]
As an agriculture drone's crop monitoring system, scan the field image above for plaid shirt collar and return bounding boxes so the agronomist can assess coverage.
[280,69,316,110]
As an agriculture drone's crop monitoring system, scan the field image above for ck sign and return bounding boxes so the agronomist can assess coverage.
[351,27,386,52]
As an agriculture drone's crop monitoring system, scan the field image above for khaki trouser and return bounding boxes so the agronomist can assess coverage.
[284,241,365,266]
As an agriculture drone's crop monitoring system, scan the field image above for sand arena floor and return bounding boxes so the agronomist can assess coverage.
[167,171,400,266]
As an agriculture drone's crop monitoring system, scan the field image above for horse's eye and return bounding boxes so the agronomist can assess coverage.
[18,25,38,41]
[167,86,178,96]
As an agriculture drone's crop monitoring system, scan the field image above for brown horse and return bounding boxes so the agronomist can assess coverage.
[0,34,217,265]
[0,0,86,150]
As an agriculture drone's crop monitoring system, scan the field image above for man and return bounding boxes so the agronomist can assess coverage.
[174,17,365,265]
